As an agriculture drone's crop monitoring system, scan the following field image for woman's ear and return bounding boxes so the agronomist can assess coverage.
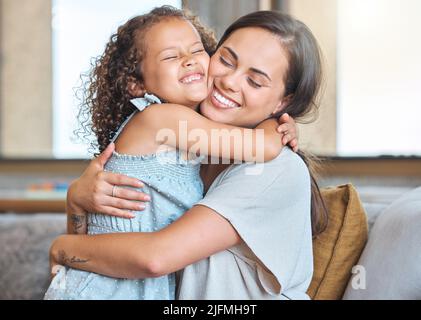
[272,94,293,116]
[127,80,145,97]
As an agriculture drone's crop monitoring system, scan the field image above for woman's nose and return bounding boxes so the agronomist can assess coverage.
[220,72,241,93]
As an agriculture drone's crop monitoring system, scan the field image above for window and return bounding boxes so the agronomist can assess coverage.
[52,0,182,158]
[337,0,421,157]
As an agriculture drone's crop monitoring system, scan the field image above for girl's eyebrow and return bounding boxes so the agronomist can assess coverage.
[223,46,272,82]
[160,41,203,54]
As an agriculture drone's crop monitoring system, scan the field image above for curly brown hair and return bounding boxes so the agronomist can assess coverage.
[76,6,217,155]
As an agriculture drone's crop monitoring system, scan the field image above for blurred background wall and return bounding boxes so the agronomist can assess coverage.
[0,0,420,214]
[0,0,337,158]
[0,0,52,158]
[0,0,420,159]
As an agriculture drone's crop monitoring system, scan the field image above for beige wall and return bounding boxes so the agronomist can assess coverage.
[0,0,52,158]
[0,0,336,158]
[183,0,260,39]
[285,0,337,155]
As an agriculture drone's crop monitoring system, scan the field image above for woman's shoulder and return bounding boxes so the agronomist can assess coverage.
[274,147,310,177]
[209,147,310,197]
[228,147,309,180]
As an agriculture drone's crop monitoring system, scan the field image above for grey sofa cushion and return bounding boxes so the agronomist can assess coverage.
[343,187,421,300]
[0,214,66,300]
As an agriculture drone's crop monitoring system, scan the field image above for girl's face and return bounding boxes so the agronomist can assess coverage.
[140,18,210,109]
[200,27,291,128]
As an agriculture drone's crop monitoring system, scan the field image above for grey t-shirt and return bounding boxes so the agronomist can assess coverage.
[176,147,314,300]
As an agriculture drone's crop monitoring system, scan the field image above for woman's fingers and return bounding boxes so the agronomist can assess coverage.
[96,143,115,167]
[111,185,151,202]
[100,171,144,189]
[106,196,147,212]
[97,205,138,219]
[99,195,149,219]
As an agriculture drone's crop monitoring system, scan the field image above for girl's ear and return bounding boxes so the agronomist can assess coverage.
[272,94,293,116]
[127,80,145,97]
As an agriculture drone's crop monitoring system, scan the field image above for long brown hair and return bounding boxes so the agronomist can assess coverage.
[76,5,217,155]
[218,11,328,237]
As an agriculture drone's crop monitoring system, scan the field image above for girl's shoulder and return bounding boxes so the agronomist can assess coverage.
[112,95,165,156]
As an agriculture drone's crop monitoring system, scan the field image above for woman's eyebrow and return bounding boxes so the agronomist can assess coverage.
[223,46,238,60]
[250,67,272,82]
[223,46,271,82]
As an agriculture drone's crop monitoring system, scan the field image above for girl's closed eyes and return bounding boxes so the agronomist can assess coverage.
[160,43,207,61]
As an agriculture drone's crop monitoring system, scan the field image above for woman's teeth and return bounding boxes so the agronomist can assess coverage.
[181,74,203,84]
[213,90,239,108]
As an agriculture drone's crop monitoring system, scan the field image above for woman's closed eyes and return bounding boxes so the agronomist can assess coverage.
[247,77,262,88]
[219,55,263,89]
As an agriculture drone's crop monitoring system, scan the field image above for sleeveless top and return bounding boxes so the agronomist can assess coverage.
[44,94,205,300]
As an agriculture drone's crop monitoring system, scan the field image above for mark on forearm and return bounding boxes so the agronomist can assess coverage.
[58,250,90,266]
[70,214,86,231]
[70,214,87,233]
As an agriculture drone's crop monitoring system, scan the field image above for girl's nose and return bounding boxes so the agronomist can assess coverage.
[182,55,197,68]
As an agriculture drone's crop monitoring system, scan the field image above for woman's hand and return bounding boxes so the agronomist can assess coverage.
[67,143,151,219]
[277,113,299,152]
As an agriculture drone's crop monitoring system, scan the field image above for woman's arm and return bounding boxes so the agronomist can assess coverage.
[139,103,283,162]
[50,205,240,279]
[66,198,87,235]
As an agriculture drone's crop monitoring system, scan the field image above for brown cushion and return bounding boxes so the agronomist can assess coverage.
[307,184,368,300]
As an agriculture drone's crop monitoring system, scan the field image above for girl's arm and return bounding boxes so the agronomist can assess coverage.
[138,103,283,163]
[277,113,299,153]
[50,204,240,279]
[64,115,299,220]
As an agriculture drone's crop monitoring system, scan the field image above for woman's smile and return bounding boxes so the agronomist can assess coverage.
[210,86,241,109]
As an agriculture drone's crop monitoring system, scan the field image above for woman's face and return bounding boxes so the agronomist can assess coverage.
[200,27,290,128]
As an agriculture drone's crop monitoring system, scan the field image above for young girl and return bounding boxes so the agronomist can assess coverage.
[44,6,295,300]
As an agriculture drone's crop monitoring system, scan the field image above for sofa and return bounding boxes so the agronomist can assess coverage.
[0,184,420,300]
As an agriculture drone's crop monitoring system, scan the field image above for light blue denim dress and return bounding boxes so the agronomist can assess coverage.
[44,94,204,300]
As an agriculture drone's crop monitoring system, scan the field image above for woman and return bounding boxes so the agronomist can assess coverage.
[51,11,328,300]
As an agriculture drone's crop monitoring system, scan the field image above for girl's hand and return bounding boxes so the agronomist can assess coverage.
[49,238,63,281]
[67,143,151,219]
[277,114,299,152]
